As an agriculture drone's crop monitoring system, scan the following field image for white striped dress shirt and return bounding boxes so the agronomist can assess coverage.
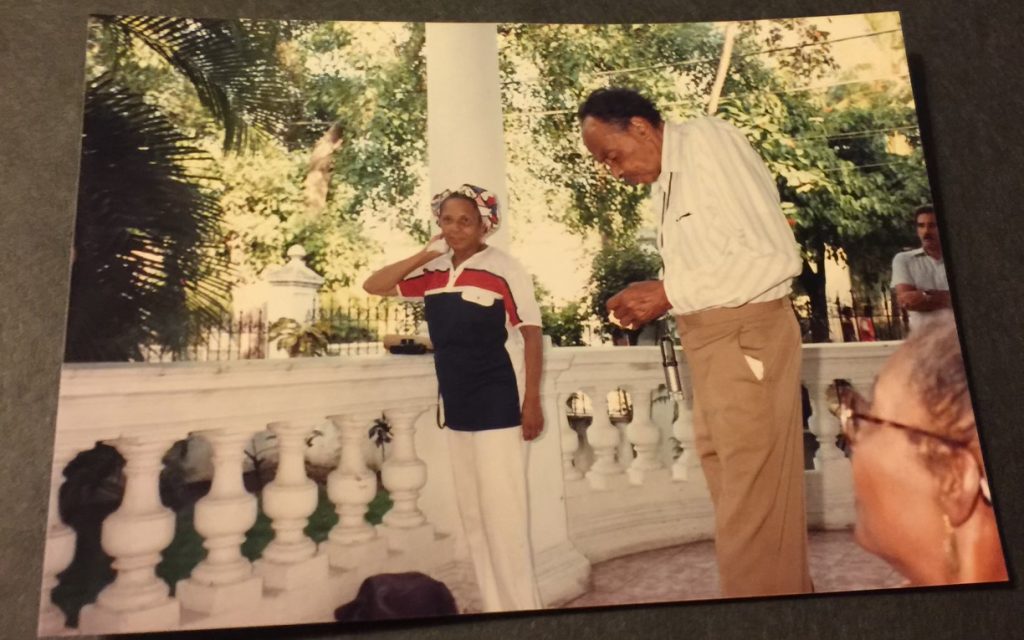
[655,117,802,314]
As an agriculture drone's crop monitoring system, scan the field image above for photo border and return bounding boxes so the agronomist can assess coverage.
[2,1,1022,639]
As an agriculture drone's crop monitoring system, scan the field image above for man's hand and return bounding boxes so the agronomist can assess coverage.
[606,280,672,329]
[521,396,544,441]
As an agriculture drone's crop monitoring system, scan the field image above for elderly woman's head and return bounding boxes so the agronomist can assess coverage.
[431,184,499,253]
[846,312,1006,585]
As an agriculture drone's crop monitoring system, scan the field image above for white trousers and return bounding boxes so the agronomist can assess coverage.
[445,426,542,613]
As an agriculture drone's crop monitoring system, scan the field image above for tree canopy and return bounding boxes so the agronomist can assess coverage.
[499,18,930,341]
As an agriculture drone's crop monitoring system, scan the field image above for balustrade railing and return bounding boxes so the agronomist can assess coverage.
[40,342,898,635]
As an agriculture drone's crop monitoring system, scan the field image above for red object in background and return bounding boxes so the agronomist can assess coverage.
[856,315,877,342]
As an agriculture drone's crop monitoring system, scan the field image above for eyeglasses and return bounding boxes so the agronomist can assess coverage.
[831,382,970,450]
[832,381,992,504]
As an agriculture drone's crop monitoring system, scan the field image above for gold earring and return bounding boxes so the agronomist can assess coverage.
[943,514,960,580]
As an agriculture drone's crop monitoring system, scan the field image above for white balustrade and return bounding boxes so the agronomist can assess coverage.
[808,379,847,469]
[79,437,180,634]
[379,406,429,530]
[805,379,855,528]
[253,421,328,590]
[557,393,583,481]
[177,428,262,613]
[43,342,897,634]
[670,392,703,485]
[38,446,80,636]
[375,405,449,573]
[583,385,627,490]
[624,383,665,485]
[324,412,388,575]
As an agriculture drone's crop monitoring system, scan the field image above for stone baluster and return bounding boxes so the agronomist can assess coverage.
[254,421,328,590]
[377,406,441,566]
[79,437,179,634]
[38,445,80,635]
[624,383,665,485]
[324,412,387,576]
[176,428,262,613]
[584,386,627,490]
[809,381,847,469]
[671,391,704,485]
[807,380,854,528]
[558,393,582,481]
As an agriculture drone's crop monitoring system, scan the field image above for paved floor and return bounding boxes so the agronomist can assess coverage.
[564,530,905,608]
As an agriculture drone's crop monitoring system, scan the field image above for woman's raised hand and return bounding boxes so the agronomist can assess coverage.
[424,233,449,257]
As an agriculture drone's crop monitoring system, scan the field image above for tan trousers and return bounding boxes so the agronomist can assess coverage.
[677,297,813,597]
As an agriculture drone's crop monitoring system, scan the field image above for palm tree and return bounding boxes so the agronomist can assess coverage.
[66,16,300,361]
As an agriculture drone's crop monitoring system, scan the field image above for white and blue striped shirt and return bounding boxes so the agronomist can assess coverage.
[655,117,801,315]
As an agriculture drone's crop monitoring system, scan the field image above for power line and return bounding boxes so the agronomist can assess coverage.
[795,124,919,142]
[819,159,919,173]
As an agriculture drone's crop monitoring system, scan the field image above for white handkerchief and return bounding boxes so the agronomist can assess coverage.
[743,354,764,381]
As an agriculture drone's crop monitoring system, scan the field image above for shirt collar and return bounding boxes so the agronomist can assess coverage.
[910,247,943,262]
[655,121,678,189]
[441,245,491,271]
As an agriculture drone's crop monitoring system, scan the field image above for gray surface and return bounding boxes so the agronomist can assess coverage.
[2,1,1022,638]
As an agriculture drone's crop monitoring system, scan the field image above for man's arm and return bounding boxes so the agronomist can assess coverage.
[519,325,544,441]
[895,284,952,311]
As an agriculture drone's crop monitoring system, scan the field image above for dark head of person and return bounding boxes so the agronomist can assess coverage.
[913,203,941,258]
[578,88,665,186]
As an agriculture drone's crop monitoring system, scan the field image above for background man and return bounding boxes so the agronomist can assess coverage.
[892,204,951,331]
[578,87,812,598]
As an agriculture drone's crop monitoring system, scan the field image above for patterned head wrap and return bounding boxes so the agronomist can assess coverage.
[430,184,500,236]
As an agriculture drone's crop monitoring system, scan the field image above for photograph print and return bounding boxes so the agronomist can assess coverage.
[38,10,1008,637]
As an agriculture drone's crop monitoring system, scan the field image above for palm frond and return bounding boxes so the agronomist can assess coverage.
[66,76,232,362]
[96,14,301,151]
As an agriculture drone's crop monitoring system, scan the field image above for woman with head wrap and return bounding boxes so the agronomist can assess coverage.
[363,184,544,612]
[834,312,1007,586]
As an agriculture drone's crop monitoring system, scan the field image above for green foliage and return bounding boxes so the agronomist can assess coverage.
[70,17,306,361]
[502,20,931,341]
[269,313,377,357]
[587,238,663,337]
[66,79,232,362]
[287,22,430,240]
[541,301,589,346]
[89,16,302,151]
[218,147,376,287]
[368,416,393,450]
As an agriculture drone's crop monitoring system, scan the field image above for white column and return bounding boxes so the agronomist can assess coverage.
[38,445,80,635]
[324,412,388,576]
[557,393,583,481]
[624,384,666,485]
[425,23,509,248]
[79,437,179,634]
[807,381,855,528]
[584,386,628,490]
[176,429,262,614]
[254,421,328,590]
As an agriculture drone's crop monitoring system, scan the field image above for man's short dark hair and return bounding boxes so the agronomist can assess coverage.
[577,87,662,129]
[914,203,935,222]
